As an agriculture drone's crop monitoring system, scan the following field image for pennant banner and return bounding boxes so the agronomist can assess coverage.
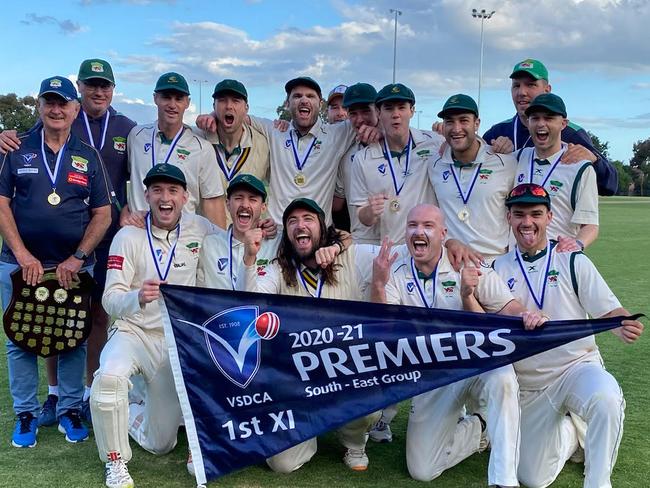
[159,284,627,485]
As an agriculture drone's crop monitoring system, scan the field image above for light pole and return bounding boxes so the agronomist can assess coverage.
[390,8,402,83]
[471,8,495,111]
[193,79,208,114]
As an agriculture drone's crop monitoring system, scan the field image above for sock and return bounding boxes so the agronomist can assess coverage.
[48,385,59,397]
[83,386,91,402]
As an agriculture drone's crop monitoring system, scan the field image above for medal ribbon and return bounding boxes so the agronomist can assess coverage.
[512,116,531,152]
[40,129,68,194]
[289,130,317,172]
[514,240,553,310]
[82,110,109,151]
[528,144,566,187]
[296,264,324,298]
[410,257,438,308]
[150,125,184,168]
[146,212,180,282]
[449,162,482,205]
[227,227,236,290]
[215,146,251,182]
[382,133,412,197]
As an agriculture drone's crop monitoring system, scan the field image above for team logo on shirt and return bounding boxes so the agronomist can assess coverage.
[442,280,456,296]
[176,148,190,161]
[178,306,281,388]
[113,136,126,152]
[507,277,516,290]
[144,143,152,153]
[406,282,415,293]
[377,163,386,175]
[534,168,544,177]
[547,269,559,287]
[285,139,291,148]
[442,170,450,181]
[186,242,200,254]
[478,169,493,181]
[527,265,537,273]
[416,149,430,157]
[155,249,165,263]
[549,180,563,194]
[71,156,88,173]
[217,258,229,272]
[313,139,322,151]
[21,153,38,165]
[517,173,525,183]
[256,258,270,276]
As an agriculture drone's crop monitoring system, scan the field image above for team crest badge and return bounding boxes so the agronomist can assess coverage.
[90,62,105,73]
[176,148,190,161]
[519,60,534,69]
[406,282,415,293]
[71,156,88,173]
[144,143,152,153]
[547,269,559,286]
[507,277,516,290]
[50,79,62,88]
[21,153,37,165]
[517,173,525,183]
[442,170,450,181]
[186,242,199,254]
[478,168,492,181]
[217,258,228,272]
[179,306,280,388]
[391,86,400,93]
[113,137,126,152]
[442,280,456,296]
[377,163,386,175]
[549,180,563,193]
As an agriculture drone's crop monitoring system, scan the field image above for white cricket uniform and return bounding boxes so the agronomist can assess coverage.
[493,242,624,488]
[516,145,598,240]
[197,226,280,290]
[249,116,356,226]
[385,246,520,487]
[239,244,380,473]
[349,128,444,244]
[428,138,517,261]
[90,212,214,463]
[335,142,380,245]
[127,123,224,214]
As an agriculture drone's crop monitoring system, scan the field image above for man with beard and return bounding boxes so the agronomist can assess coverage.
[371,203,546,487]
[239,197,380,472]
[91,163,216,488]
[198,174,279,290]
[483,58,617,196]
[0,58,136,425]
[350,83,444,246]
[121,72,226,229]
[493,183,643,488]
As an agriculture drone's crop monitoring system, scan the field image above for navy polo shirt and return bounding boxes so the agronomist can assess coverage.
[0,130,113,267]
[483,114,618,196]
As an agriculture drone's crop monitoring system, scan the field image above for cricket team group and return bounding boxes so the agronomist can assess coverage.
[0,56,644,488]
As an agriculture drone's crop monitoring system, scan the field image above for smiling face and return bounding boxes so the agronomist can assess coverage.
[527,111,566,157]
[287,85,322,132]
[145,180,188,230]
[442,112,480,156]
[154,90,190,129]
[285,208,322,261]
[510,74,551,121]
[38,95,80,133]
[405,204,447,267]
[507,203,553,253]
[379,101,414,145]
[226,188,266,235]
[77,79,114,118]
[214,93,248,136]
[327,96,348,123]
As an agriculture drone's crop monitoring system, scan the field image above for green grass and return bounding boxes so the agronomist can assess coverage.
[1,197,648,487]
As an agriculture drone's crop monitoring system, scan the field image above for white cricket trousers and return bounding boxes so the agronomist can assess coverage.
[90,326,182,462]
[407,365,520,487]
[518,361,625,488]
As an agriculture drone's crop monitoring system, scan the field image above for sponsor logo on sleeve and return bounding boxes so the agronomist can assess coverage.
[107,255,124,270]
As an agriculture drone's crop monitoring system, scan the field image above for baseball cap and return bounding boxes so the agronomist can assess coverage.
[212,79,248,101]
[282,198,325,225]
[438,94,479,118]
[524,93,567,118]
[505,183,551,209]
[143,163,187,189]
[38,76,78,102]
[327,84,348,104]
[510,59,549,81]
[78,59,115,84]
[154,72,190,95]
[227,174,267,202]
[285,77,322,98]
[343,83,377,108]
[376,83,415,106]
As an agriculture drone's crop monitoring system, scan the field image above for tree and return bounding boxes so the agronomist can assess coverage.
[629,137,650,196]
[0,93,38,132]
[587,131,610,159]
[612,160,633,195]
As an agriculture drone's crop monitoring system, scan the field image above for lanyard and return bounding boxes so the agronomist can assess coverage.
[514,241,553,310]
[215,145,251,182]
[382,134,412,197]
[528,146,566,187]
[449,162,482,205]
[296,265,323,298]
[410,257,438,308]
[146,213,180,281]
[289,130,317,172]
[512,116,531,152]
[82,110,109,151]
[40,129,68,192]
[150,125,184,168]
[227,227,236,290]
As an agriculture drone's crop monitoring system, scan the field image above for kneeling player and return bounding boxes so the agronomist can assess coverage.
[90,164,215,488]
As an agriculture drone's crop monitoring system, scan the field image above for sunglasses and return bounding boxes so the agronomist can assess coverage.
[508,184,549,198]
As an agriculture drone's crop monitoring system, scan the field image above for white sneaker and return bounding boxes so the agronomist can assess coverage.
[187,451,195,476]
[343,448,369,471]
[369,420,393,443]
[105,459,134,488]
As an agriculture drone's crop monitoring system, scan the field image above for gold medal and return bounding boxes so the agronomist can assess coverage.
[47,191,61,206]
[389,198,401,212]
[457,206,470,222]
[293,172,306,187]
[53,289,68,304]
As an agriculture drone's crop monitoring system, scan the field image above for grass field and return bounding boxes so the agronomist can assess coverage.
[1,196,648,488]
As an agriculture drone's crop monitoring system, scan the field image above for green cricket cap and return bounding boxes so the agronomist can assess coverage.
[510,58,549,81]
[285,77,322,98]
[143,163,187,189]
[438,93,479,118]
[525,93,567,118]
[282,198,325,225]
[78,59,115,84]
[376,83,415,106]
[212,79,248,101]
[342,83,377,108]
[154,72,190,95]
[505,183,551,209]
[227,174,267,202]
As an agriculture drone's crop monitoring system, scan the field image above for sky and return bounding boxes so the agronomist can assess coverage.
[1,0,649,163]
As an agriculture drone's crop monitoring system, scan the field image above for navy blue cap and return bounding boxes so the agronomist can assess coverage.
[38,76,78,101]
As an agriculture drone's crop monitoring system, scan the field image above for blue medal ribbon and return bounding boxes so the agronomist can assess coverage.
[150,125,185,168]
[289,129,317,172]
[410,257,438,308]
[528,145,567,187]
[512,116,531,152]
[514,241,553,310]
[40,129,69,196]
[146,212,180,281]
[228,227,236,291]
[382,134,412,197]
[82,110,109,151]
[449,162,482,206]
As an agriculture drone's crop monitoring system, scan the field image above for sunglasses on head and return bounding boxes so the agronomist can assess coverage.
[508,184,548,198]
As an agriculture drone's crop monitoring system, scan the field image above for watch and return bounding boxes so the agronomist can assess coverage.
[73,249,88,260]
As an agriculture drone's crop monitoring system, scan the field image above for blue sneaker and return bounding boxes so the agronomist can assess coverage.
[38,394,58,427]
[80,399,92,425]
[58,410,89,443]
[12,412,38,448]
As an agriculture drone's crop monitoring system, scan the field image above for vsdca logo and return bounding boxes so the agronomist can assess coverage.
[179,306,280,388]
